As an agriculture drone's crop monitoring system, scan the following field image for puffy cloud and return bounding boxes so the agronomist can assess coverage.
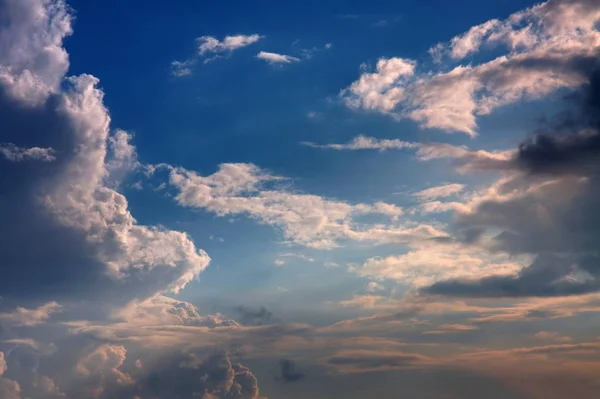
[160,163,426,249]
[301,135,417,151]
[0,143,55,162]
[0,0,72,103]
[198,34,262,55]
[0,0,210,306]
[421,59,600,298]
[74,344,133,399]
[256,51,300,64]
[342,0,600,135]
[0,302,61,327]
[114,295,239,328]
[342,57,416,112]
[350,246,523,288]
[136,352,262,399]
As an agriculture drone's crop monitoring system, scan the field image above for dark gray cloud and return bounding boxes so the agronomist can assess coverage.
[426,254,600,298]
[137,351,261,399]
[234,306,275,326]
[276,359,305,383]
[424,64,600,298]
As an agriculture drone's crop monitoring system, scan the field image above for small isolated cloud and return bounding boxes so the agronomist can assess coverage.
[169,60,195,77]
[170,33,262,76]
[302,135,417,151]
[197,34,262,55]
[256,51,300,64]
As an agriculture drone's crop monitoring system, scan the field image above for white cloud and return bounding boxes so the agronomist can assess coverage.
[0,0,211,306]
[366,281,385,292]
[0,352,6,376]
[169,59,195,77]
[413,184,465,200]
[342,57,416,112]
[0,0,72,104]
[0,143,55,162]
[342,0,600,135]
[302,135,417,151]
[0,302,61,327]
[157,163,425,249]
[256,51,300,64]
[350,245,525,288]
[197,34,262,55]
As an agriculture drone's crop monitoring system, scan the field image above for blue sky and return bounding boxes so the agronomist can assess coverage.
[1,0,600,398]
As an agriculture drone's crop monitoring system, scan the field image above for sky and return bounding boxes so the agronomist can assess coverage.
[0,0,600,398]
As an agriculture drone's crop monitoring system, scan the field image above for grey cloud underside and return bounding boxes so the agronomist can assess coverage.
[276,359,305,383]
[424,64,600,298]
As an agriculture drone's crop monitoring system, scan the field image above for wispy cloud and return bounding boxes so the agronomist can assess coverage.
[302,135,418,151]
[170,33,263,76]
[197,34,262,55]
[256,51,300,64]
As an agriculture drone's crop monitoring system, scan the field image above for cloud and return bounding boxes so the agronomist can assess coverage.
[342,0,600,135]
[301,135,417,151]
[170,34,262,76]
[0,302,61,327]
[170,60,195,77]
[413,184,465,200]
[415,142,515,171]
[342,57,416,112]
[276,359,305,382]
[158,162,434,249]
[324,349,431,373]
[421,61,600,299]
[534,331,572,342]
[256,51,300,64]
[0,0,210,308]
[423,323,478,335]
[198,34,262,55]
[234,306,274,327]
[0,143,55,162]
[350,245,523,288]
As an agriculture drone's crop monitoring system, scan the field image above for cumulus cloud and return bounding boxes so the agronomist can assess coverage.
[256,51,300,64]
[0,302,61,327]
[155,162,435,249]
[198,34,262,55]
[0,0,209,308]
[422,57,600,298]
[342,0,600,135]
[301,135,417,151]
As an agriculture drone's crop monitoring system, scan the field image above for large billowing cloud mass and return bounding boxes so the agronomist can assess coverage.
[2,0,600,398]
